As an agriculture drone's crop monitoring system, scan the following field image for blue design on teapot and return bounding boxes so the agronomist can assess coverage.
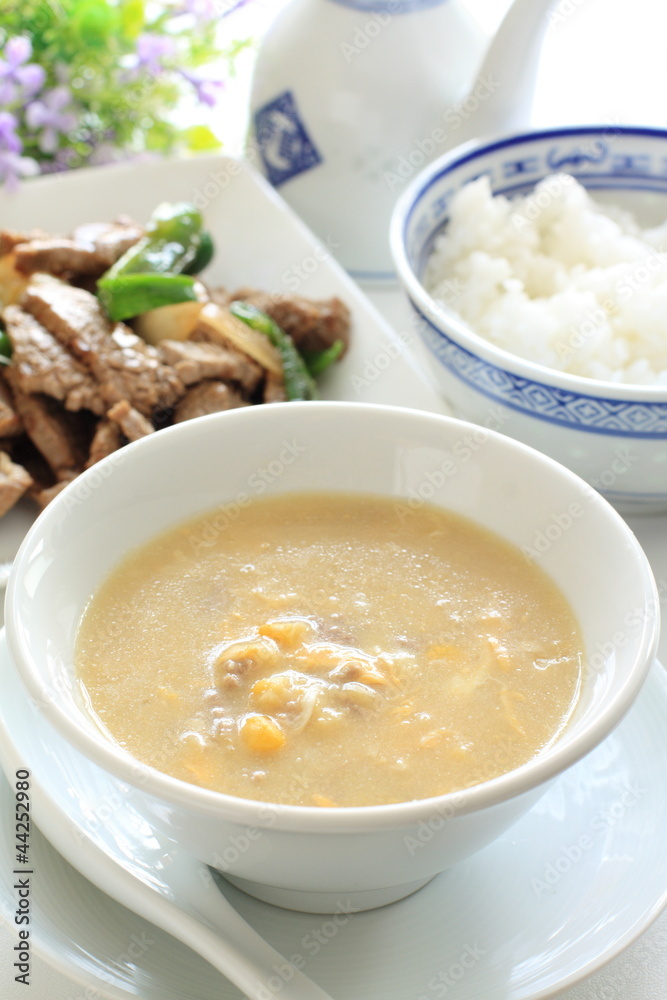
[327,0,448,11]
[254,91,323,187]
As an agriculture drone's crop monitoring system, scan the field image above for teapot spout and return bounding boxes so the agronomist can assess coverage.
[451,0,559,147]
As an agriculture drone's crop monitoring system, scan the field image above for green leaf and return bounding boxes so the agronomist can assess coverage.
[143,117,179,153]
[183,125,222,152]
[120,0,145,39]
[71,0,120,47]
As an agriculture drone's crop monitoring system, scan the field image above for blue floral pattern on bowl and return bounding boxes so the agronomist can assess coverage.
[413,300,667,437]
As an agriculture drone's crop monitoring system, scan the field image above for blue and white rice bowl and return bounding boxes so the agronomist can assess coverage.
[390,126,667,514]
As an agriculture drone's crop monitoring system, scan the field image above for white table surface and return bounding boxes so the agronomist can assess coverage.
[3,0,667,993]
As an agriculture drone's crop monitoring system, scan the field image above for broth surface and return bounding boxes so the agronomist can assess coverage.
[76,492,583,807]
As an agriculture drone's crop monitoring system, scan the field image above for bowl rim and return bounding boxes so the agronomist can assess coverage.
[390,124,667,402]
[5,401,660,833]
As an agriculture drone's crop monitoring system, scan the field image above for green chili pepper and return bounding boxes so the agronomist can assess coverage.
[229,300,318,402]
[104,202,209,279]
[97,202,214,320]
[97,273,199,322]
[300,340,344,377]
[0,329,12,364]
[183,230,214,275]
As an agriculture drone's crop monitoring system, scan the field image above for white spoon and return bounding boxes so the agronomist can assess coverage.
[0,634,334,1000]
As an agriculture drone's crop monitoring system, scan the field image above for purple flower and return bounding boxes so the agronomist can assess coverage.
[182,0,219,18]
[25,87,78,154]
[0,112,22,153]
[0,110,39,190]
[178,0,253,17]
[0,37,46,104]
[135,34,176,77]
[180,70,224,107]
[220,0,255,17]
[0,149,40,192]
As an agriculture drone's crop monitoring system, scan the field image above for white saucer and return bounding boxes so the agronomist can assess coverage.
[1,632,666,1000]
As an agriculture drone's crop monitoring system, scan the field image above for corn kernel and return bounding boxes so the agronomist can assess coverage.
[250,676,289,713]
[425,643,463,661]
[312,794,338,808]
[241,713,286,752]
[156,686,179,703]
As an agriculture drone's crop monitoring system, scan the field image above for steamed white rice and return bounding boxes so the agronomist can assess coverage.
[424,173,667,386]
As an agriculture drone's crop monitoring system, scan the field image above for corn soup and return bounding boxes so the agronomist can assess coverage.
[75,492,583,807]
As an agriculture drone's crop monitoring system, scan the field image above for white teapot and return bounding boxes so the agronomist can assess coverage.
[247,0,557,280]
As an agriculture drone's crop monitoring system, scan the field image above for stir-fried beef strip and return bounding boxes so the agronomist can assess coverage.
[12,219,144,280]
[263,372,287,403]
[107,399,154,441]
[15,240,117,278]
[0,229,49,258]
[174,380,248,423]
[21,277,184,416]
[3,304,106,415]
[157,338,263,393]
[21,275,119,349]
[229,287,351,355]
[0,451,32,517]
[4,376,89,480]
[0,376,22,437]
[7,435,55,493]
[104,325,185,416]
[85,419,123,468]
[70,218,144,266]
[32,476,76,510]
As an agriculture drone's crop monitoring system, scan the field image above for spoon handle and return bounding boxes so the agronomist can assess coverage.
[177,870,336,1000]
[44,813,336,1000]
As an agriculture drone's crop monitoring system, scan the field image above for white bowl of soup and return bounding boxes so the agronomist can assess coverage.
[6,402,659,913]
